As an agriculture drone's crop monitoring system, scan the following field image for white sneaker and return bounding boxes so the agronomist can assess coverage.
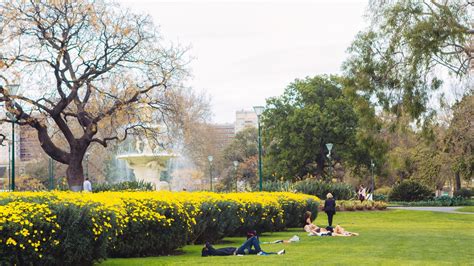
[277,249,286,255]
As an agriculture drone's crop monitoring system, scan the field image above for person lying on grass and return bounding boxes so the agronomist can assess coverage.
[332,225,359,236]
[261,235,300,244]
[303,211,359,237]
[201,230,285,256]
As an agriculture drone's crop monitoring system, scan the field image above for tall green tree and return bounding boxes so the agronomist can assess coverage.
[262,75,383,181]
[344,0,473,120]
[444,93,474,190]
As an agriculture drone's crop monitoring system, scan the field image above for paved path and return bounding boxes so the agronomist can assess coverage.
[388,206,474,214]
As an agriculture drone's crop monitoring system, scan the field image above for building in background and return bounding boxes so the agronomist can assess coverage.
[211,123,235,149]
[0,122,45,189]
[235,110,257,133]
[19,125,43,162]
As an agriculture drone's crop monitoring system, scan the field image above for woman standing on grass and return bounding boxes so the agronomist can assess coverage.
[323,193,336,227]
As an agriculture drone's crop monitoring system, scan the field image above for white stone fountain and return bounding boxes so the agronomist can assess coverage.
[116,138,177,190]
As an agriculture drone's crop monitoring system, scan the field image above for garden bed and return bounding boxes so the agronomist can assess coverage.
[0,191,319,265]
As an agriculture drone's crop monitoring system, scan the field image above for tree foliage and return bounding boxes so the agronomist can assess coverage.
[0,1,187,188]
[223,127,258,162]
[344,0,473,120]
[444,93,474,189]
[389,179,433,201]
[262,75,384,181]
[217,127,259,191]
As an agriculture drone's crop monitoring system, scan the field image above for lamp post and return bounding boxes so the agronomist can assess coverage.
[85,153,90,180]
[10,117,15,191]
[253,106,264,191]
[208,155,213,191]
[7,141,11,190]
[326,143,333,181]
[371,160,375,198]
[49,158,55,190]
[1,82,20,191]
[233,160,239,192]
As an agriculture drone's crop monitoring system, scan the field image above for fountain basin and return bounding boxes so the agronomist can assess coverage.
[116,153,177,190]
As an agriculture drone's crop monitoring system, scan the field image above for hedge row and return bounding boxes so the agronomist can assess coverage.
[262,180,355,200]
[318,200,387,211]
[0,191,319,265]
[389,196,474,207]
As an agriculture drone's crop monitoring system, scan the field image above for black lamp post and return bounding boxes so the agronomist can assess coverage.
[85,153,90,180]
[253,106,264,191]
[0,79,20,191]
[49,157,55,190]
[233,160,239,192]
[326,143,333,181]
[208,155,213,191]
[371,159,375,199]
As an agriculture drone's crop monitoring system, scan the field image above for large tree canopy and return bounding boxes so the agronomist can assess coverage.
[444,93,474,190]
[262,75,384,181]
[344,0,473,120]
[0,1,186,189]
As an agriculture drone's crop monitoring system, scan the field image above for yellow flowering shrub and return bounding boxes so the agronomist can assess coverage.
[0,191,319,264]
[0,201,60,264]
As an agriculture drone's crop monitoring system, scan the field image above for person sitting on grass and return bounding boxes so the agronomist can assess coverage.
[304,211,331,235]
[201,230,285,256]
[303,211,358,237]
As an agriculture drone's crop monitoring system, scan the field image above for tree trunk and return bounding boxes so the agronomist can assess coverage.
[66,156,85,192]
[455,171,461,191]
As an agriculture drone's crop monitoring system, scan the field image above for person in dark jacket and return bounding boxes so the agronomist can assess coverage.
[201,230,285,256]
[323,193,336,227]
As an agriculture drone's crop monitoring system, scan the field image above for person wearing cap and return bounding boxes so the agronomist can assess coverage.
[323,193,336,227]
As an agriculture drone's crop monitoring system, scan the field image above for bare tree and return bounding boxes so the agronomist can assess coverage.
[0,1,186,190]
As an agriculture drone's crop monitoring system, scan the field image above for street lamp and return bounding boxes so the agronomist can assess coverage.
[7,141,11,190]
[371,160,375,199]
[85,153,90,181]
[326,143,333,181]
[253,106,264,191]
[233,160,239,192]
[49,157,55,190]
[207,155,213,191]
[2,82,20,191]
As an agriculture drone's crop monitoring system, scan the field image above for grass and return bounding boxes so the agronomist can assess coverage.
[101,210,474,265]
[457,206,474,213]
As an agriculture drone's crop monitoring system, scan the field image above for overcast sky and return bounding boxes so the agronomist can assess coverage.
[119,0,369,123]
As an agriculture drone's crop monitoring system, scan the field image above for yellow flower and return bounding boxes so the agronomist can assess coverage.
[6,237,17,246]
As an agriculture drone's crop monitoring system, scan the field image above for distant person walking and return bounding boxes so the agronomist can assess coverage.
[83,177,92,192]
[358,185,366,202]
[323,193,336,227]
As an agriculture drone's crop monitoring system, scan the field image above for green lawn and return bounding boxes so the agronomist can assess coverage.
[457,206,474,213]
[101,210,474,265]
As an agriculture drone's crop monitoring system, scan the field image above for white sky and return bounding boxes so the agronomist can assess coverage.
[119,0,369,123]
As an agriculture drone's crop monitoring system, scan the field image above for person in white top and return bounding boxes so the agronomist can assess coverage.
[83,177,92,192]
